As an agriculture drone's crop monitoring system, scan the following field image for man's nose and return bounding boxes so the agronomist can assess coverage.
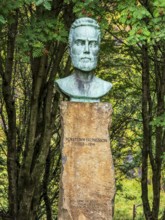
[84,41,90,53]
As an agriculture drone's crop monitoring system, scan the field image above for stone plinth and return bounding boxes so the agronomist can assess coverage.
[58,102,115,220]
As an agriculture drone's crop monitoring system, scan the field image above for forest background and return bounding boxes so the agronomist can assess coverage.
[0,0,165,219]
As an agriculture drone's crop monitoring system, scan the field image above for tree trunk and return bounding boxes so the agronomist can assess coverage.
[16,43,66,219]
[141,44,153,219]
[1,11,18,218]
[141,43,165,220]
[152,46,165,219]
[43,149,52,220]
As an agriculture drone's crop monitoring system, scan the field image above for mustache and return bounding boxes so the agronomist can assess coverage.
[71,55,98,60]
[81,57,92,61]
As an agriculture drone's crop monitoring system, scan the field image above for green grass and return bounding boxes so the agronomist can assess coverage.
[114,178,165,220]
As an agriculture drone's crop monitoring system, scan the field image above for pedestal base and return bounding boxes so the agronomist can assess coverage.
[58,102,115,220]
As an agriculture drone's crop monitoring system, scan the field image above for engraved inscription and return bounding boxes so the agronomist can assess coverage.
[70,199,110,213]
[66,137,108,142]
[65,137,108,146]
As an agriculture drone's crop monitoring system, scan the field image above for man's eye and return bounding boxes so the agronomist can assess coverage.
[76,41,85,46]
[89,41,98,47]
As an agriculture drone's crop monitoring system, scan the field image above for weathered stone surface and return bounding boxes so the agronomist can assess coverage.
[58,102,115,220]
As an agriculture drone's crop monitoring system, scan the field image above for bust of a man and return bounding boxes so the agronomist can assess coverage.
[55,17,112,102]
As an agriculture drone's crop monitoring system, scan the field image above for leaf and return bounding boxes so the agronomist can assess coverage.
[36,0,44,6]
[0,15,6,24]
[43,1,51,10]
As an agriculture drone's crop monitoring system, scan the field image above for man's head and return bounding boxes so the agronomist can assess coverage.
[69,17,101,72]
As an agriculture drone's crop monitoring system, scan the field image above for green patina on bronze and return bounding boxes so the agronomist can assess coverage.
[55,17,112,102]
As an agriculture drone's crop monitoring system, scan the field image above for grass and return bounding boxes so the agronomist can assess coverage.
[114,178,165,220]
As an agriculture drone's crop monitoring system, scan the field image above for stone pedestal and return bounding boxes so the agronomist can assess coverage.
[58,102,115,220]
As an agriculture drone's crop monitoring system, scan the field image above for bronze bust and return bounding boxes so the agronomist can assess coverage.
[55,17,112,102]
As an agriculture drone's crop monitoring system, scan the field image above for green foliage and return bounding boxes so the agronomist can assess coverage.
[0,0,69,58]
[150,113,165,127]
[17,16,68,58]
[36,0,52,10]
[114,179,144,219]
[162,152,165,164]
[117,0,165,44]
[0,15,6,24]
[114,178,165,219]
[72,0,109,31]
[0,143,8,212]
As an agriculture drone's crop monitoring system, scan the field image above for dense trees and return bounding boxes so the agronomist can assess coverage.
[0,1,73,219]
[116,1,165,218]
[0,0,164,219]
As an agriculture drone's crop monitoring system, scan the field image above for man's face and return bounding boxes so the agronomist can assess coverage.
[70,26,100,72]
